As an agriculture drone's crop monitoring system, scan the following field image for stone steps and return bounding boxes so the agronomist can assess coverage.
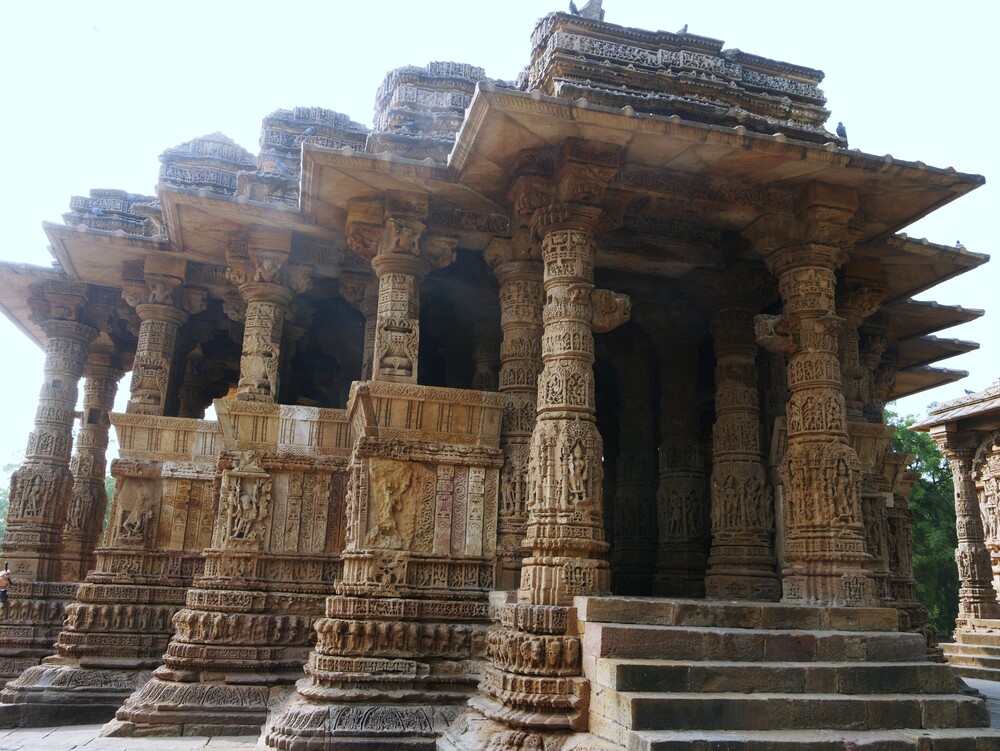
[591,690,989,733]
[575,596,1000,750]
[584,622,927,662]
[577,597,899,632]
[588,658,960,694]
[627,728,1000,751]
[952,631,1000,647]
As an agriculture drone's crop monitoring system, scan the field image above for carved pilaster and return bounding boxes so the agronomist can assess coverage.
[60,348,125,582]
[746,184,875,607]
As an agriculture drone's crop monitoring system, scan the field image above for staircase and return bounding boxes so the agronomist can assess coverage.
[578,597,1000,750]
[944,620,1000,681]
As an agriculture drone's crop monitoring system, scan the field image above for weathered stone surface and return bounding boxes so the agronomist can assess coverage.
[0,5,992,751]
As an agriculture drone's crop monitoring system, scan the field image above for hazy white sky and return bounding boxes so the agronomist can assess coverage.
[0,0,996,473]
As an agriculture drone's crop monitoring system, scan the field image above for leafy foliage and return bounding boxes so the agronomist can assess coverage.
[889,411,959,635]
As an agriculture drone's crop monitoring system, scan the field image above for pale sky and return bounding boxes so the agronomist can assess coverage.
[0,1,996,476]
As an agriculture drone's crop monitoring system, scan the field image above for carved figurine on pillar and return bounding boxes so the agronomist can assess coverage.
[746,183,875,607]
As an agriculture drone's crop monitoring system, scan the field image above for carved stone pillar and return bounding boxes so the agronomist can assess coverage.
[340,274,379,381]
[4,320,97,582]
[837,270,885,423]
[226,228,308,403]
[0,281,98,684]
[471,200,629,739]
[606,332,658,595]
[747,185,874,606]
[703,269,779,601]
[648,307,709,598]
[471,319,502,392]
[486,237,544,591]
[933,439,1000,624]
[346,194,456,384]
[442,144,629,750]
[59,348,125,583]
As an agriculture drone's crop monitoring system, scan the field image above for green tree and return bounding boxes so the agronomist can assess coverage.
[888,411,959,635]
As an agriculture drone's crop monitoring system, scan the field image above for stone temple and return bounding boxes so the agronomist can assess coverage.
[0,3,996,748]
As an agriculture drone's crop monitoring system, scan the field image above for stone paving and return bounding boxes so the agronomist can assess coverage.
[5,679,1000,751]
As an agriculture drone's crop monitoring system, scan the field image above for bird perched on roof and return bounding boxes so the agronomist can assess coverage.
[678,24,688,33]
[836,121,848,142]
[578,0,605,19]
[569,0,579,14]
[956,241,966,249]
[301,126,317,136]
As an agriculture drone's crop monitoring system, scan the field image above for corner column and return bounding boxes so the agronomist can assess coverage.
[5,312,97,581]
[747,185,874,606]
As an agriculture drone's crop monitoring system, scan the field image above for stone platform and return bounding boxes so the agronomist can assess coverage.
[578,596,1000,750]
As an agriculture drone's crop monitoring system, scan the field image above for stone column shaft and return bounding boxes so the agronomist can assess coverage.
[488,241,544,591]
[705,306,779,601]
[235,282,293,402]
[651,322,708,598]
[60,354,124,581]
[519,213,611,606]
[947,448,1000,623]
[610,341,658,595]
[749,194,874,607]
[127,304,188,415]
[4,319,97,582]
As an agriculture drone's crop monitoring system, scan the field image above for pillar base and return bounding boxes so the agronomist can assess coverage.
[266,693,466,751]
[108,675,287,737]
[0,663,150,728]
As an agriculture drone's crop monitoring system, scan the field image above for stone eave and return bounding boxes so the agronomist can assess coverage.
[451,83,983,244]
[300,144,509,249]
[0,262,66,349]
[158,184,343,263]
[43,222,170,289]
[881,299,984,341]
[896,334,979,371]
[857,236,989,305]
[891,365,969,403]
[914,379,1000,432]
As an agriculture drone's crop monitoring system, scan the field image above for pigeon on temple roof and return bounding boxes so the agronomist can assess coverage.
[836,121,848,141]
[569,1,579,14]
[301,126,317,136]
[678,24,688,33]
